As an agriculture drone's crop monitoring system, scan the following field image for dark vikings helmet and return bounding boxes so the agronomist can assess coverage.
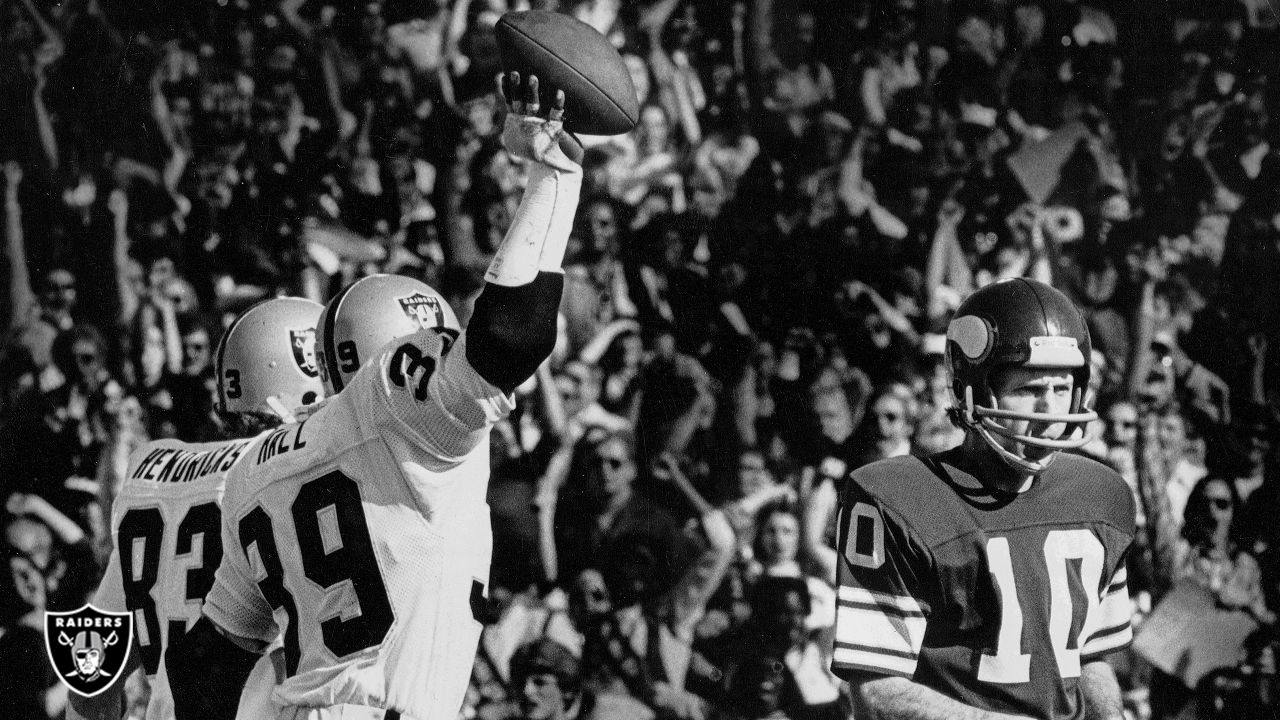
[945,278,1097,474]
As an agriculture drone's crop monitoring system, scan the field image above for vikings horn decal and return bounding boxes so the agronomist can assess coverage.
[45,604,134,697]
[947,315,994,362]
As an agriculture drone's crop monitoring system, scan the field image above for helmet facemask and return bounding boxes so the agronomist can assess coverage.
[945,279,1100,477]
[955,380,1096,476]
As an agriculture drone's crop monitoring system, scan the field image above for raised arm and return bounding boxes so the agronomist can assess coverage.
[534,422,585,583]
[464,74,581,394]
[16,0,61,49]
[923,199,972,322]
[653,452,736,640]
[748,0,781,78]
[32,43,60,172]
[108,190,140,329]
[801,474,838,582]
[4,162,35,329]
[640,0,702,146]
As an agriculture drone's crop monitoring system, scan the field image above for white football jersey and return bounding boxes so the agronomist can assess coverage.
[94,435,281,720]
[203,328,513,719]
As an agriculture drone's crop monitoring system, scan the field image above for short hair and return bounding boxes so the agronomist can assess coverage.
[509,638,582,704]
[177,312,211,339]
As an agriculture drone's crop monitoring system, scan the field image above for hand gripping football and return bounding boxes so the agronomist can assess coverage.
[495,10,640,136]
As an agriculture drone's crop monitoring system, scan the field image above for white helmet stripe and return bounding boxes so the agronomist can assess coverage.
[1025,336,1084,367]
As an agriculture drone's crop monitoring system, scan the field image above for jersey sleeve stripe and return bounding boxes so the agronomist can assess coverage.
[1105,566,1127,594]
[1082,621,1132,652]
[834,640,917,661]
[1095,587,1130,626]
[837,585,926,615]
[838,597,926,619]
[1085,619,1131,644]
[1082,624,1132,658]
[832,646,918,678]
[835,604,926,657]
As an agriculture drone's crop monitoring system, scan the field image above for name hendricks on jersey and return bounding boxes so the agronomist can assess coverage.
[130,441,253,483]
[256,418,309,465]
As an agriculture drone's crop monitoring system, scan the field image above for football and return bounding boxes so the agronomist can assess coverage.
[495,10,639,136]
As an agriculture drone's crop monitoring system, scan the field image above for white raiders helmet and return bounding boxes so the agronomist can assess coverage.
[215,297,325,417]
[316,274,460,395]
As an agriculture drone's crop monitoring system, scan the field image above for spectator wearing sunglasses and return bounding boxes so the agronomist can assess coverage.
[850,384,915,468]
[2,162,79,400]
[547,430,685,590]
[164,314,219,441]
[1160,475,1271,621]
[4,326,123,522]
[1148,475,1273,718]
[2,266,78,399]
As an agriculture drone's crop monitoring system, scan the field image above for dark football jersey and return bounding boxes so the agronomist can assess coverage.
[831,449,1135,720]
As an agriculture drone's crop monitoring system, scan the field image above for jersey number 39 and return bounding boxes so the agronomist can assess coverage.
[239,470,395,676]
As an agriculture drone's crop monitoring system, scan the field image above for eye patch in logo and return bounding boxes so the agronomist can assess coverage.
[398,293,446,330]
[45,604,133,697]
[291,328,318,377]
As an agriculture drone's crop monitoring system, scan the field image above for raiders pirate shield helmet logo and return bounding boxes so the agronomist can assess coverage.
[290,327,319,377]
[44,604,134,697]
[398,292,448,330]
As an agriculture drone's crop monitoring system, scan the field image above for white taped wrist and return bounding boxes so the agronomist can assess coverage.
[485,162,582,286]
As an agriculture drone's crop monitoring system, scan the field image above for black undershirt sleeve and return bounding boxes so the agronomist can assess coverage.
[465,272,564,394]
[166,616,261,720]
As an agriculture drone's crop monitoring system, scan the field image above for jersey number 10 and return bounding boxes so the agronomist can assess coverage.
[979,530,1104,684]
[845,504,1105,685]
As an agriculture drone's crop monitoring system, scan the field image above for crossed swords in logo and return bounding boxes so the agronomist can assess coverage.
[58,630,119,680]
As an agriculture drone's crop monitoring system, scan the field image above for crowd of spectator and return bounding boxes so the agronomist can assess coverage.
[4,0,1280,718]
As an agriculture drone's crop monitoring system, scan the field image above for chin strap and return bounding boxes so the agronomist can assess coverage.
[960,385,1098,476]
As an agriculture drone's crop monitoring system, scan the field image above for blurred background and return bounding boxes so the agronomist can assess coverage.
[3,0,1280,718]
